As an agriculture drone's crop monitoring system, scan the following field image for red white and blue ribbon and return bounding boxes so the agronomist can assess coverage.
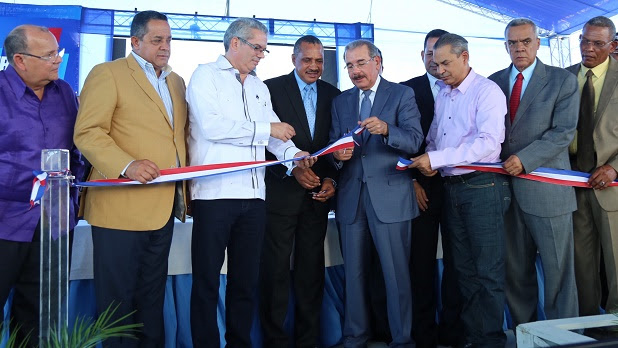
[399,157,618,188]
[30,171,48,208]
[75,127,359,187]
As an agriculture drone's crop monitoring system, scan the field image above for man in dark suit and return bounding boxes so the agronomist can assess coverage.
[488,18,579,326]
[260,35,341,348]
[400,29,463,348]
[566,16,618,317]
[330,39,423,348]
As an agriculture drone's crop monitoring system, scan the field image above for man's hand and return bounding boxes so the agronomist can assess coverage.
[292,167,320,189]
[293,151,317,169]
[414,181,429,211]
[312,178,336,202]
[125,159,161,184]
[271,122,296,142]
[588,164,617,190]
[359,116,389,136]
[333,146,354,161]
[503,155,524,176]
[409,154,437,177]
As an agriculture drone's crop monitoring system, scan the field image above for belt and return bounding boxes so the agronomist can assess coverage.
[443,171,487,184]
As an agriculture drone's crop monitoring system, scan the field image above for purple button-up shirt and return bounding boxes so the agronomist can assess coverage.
[0,65,83,242]
[426,68,506,176]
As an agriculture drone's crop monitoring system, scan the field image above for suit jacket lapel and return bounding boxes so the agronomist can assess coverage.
[284,72,312,141]
[313,80,329,143]
[512,61,547,129]
[596,58,618,128]
[127,55,173,130]
[365,78,391,142]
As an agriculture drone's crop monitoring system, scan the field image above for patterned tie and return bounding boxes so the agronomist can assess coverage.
[360,90,372,120]
[577,69,596,172]
[509,73,523,123]
[302,85,316,139]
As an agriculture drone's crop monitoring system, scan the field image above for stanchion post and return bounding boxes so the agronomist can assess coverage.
[39,149,73,345]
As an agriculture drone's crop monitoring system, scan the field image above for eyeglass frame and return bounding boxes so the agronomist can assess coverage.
[237,37,269,56]
[16,48,65,63]
[344,56,376,70]
[579,36,612,49]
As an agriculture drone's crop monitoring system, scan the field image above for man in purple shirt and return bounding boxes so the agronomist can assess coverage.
[0,25,82,346]
[409,33,509,347]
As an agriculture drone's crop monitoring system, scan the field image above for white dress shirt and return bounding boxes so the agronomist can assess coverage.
[186,55,301,201]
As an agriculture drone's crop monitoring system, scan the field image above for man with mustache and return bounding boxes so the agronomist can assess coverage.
[185,18,315,347]
[566,15,618,318]
[74,10,187,347]
[409,33,508,347]
[488,18,580,326]
[259,35,340,348]
[330,39,423,347]
[0,24,83,347]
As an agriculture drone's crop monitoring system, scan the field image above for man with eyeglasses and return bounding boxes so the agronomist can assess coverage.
[488,18,580,327]
[74,10,187,347]
[186,18,315,347]
[330,39,423,348]
[566,15,618,318]
[0,24,83,347]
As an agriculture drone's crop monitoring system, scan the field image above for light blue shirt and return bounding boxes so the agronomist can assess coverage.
[294,70,317,110]
[131,51,174,127]
[509,58,537,100]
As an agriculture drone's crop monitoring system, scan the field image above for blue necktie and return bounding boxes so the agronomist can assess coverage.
[302,85,316,139]
[360,90,372,121]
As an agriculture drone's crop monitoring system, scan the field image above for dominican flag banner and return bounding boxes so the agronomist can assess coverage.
[30,171,48,208]
[399,157,618,188]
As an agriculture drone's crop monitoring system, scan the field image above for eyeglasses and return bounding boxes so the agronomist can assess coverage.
[17,48,65,63]
[507,38,533,48]
[237,37,269,56]
[344,56,375,70]
[579,37,612,49]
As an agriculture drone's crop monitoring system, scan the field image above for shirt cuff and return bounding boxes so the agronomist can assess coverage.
[283,146,302,170]
[121,160,135,178]
[253,121,270,146]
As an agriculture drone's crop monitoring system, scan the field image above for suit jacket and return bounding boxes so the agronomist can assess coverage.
[489,59,578,217]
[264,71,341,214]
[567,59,618,211]
[74,54,188,230]
[330,78,423,224]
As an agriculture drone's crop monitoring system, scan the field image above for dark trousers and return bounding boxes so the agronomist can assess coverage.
[442,172,509,347]
[410,176,463,348]
[0,222,41,347]
[191,199,265,348]
[92,216,174,348]
[260,196,328,348]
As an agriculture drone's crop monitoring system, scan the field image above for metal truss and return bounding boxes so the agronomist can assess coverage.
[549,36,571,67]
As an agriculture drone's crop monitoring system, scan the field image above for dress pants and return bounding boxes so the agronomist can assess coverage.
[442,172,509,347]
[504,193,578,325]
[260,195,329,348]
[0,222,41,347]
[573,187,618,315]
[339,183,414,348]
[92,215,174,348]
[191,199,265,348]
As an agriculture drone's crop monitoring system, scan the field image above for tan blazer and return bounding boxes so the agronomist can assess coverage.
[567,58,618,211]
[74,54,188,230]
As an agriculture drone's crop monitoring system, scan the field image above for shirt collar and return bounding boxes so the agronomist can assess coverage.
[359,74,381,98]
[4,64,58,99]
[216,54,257,77]
[509,58,537,84]
[131,51,172,79]
[426,72,439,89]
[580,56,610,78]
[293,70,316,92]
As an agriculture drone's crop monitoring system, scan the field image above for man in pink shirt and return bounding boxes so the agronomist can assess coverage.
[409,33,509,347]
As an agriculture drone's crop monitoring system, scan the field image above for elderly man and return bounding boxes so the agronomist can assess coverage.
[186,18,315,347]
[409,33,508,347]
[259,35,341,348]
[488,18,580,326]
[566,16,618,317]
[0,25,82,346]
[330,39,423,348]
[74,10,187,347]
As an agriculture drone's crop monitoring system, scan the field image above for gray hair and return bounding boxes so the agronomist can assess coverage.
[343,39,380,60]
[3,25,50,66]
[293,35,323,56]
[224,18,268,52]
[130,10,168,40]
[504,18,538,39]
[584,16,617,39]
[434,33,468,57]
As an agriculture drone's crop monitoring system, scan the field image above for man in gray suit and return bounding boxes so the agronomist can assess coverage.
[566,16,618,316]
[329,39,423,347]
[488,18,580,325]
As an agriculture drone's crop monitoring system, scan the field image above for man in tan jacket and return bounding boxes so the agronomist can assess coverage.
[74,10,187,348]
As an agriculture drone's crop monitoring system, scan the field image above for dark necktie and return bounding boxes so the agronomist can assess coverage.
[509,73,523,123]
[577,69,596,172]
